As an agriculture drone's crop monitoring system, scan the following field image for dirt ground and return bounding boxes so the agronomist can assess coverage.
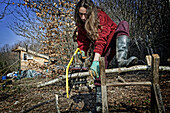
[0,71,169,113]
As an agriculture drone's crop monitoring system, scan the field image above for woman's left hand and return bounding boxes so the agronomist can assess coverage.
[89,61,100,78]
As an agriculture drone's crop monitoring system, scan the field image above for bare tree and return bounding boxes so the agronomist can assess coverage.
[0,0,10,20]
[8,3,46,52]
[0,0,20,20]
[96,0,170,65]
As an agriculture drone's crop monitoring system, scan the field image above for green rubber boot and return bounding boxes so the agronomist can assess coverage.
[116,35,138,67]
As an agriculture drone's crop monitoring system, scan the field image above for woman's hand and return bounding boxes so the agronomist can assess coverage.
[89,61,100,78]
[89,53,101,78]
[78,50,85,62]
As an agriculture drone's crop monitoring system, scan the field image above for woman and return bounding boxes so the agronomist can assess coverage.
[74,0,138,112]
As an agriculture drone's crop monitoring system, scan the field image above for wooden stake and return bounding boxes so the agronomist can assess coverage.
[146,55,152,66]
[151,54,165,113]
[152,54,160,84]
[150,55,165,113]
[100,57,109,113]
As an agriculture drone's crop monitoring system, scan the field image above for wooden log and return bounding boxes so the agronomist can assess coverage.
[106,65,148,74]
[106,65,170,73]
[37,65,170,87]
[100,57,109,113]
[106,66,170,73]
[106,81,151,87]
[159,66,170,71]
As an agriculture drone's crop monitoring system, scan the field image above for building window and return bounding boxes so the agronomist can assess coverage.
[23,53,27,60]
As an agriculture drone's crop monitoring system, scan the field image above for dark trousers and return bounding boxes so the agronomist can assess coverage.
[94,21,130,86]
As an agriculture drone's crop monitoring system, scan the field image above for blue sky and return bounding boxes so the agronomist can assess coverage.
[0,18,24,48]
[0,1,25,48]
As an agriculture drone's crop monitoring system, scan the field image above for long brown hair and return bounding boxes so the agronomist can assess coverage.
[74,0,99,41]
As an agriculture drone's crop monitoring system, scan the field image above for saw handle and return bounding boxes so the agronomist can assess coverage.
[82,56,87,60]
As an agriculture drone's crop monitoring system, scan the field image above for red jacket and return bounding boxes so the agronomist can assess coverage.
[77,10,117,56]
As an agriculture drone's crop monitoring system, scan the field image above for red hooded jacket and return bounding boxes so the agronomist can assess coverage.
[77,10,117,56]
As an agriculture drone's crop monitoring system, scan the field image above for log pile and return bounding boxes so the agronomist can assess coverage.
[27,60,47,72]
[25,60,65,78]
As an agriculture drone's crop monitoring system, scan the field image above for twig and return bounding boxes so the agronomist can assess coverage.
[55,94,60,113]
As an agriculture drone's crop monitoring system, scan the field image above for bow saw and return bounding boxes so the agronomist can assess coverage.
[66,48,89,98]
